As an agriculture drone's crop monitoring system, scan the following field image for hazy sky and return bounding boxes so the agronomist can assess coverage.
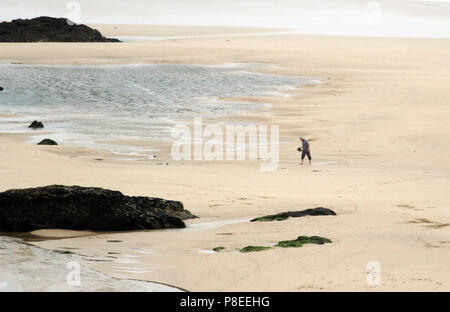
[1,0,450,37]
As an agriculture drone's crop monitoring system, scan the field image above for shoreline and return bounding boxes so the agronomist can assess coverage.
[1,26,449,291]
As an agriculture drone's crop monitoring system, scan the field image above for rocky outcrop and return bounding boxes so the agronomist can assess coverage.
[37,139,57,145]
[28,121,44,129]
[0,185,197,231]
[251,207,336,222]
[0,17,120,42]
[0,86,4,91]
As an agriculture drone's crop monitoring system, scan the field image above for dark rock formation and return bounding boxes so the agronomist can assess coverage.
[251,207,336,222]
[37,139,57,145]
[0,86,3,91]
[0,17,120,42]
[28,121,44,129]
[0,185,197,231]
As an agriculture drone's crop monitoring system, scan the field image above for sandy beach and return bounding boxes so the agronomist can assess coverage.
[0,25,449,291]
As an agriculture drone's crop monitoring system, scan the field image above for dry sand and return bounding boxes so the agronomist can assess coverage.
[0,26,449,291]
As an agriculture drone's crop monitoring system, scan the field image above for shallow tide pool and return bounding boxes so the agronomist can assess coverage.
[0,62,319,156]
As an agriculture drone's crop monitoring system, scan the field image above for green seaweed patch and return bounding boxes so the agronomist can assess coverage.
[251,215,289,222]
[240,246,272,253]
[213,247,226,252]
[251,208,337,222]
[276,236,332,248]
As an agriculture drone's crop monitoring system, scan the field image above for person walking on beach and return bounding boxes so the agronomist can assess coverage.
[299,137,312,165]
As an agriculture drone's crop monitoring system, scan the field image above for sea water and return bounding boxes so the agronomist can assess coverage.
[0,63,318,156]
[0,236,181,292]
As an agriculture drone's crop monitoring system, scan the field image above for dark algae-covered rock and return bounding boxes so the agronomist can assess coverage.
[28,121,44,129]
[213,247,226,252]
[0,17,120,42]
[37,139,57,145]
[252,215,290,222]
[0,185,197,231]
[238,236,332,253]
[251,207,336,222]
[240,246,272,253]
[276,236,332,248]
[53,250,75,255]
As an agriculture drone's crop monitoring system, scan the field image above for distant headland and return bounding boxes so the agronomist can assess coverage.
[0,16,120,42]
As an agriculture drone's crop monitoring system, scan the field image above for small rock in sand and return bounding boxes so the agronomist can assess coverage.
[37,138,58,145]
[28,120,44,129]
